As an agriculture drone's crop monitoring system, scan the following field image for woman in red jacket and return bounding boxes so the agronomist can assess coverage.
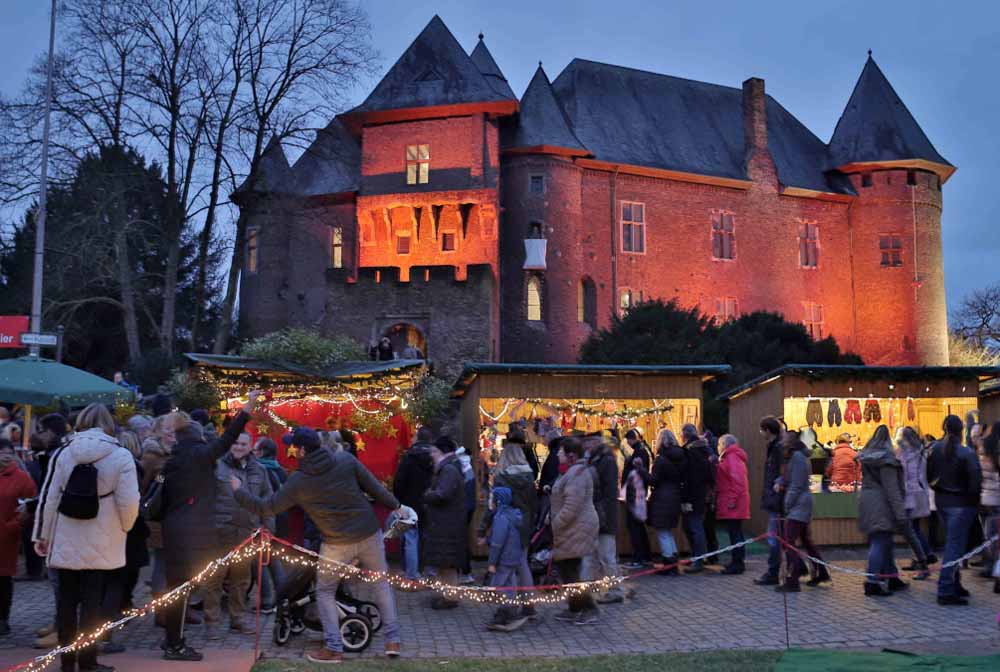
[715,434,750,574]
[0,437,38,636]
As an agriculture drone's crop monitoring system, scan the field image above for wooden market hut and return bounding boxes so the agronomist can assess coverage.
[452,362,731,555]
[722,364,1000,545]
[981,378,1000,425]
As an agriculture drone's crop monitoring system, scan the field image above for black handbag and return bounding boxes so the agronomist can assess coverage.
[141,473,165,522]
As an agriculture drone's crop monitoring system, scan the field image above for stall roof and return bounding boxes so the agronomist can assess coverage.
[982,378,1000,398]
[184,353,425,381]
[452,362,731,398]
[720,364,1000,401]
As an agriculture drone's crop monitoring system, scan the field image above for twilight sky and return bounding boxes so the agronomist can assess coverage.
[2,0,998,310]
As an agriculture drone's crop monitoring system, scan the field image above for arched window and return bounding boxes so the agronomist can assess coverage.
[526,276,542,322]
[578,277,597,327]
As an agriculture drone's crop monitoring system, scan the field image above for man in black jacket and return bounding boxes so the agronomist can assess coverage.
[754,416,785,586]
[622,429,652,569]
[392,427,435,581]
[231,426,403,663]
[581,433,624,604]
[680,424,714,574]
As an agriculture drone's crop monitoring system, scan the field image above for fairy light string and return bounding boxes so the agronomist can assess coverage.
[480,398,676,423]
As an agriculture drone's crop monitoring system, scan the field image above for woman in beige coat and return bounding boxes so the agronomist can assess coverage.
[549,437,600,625]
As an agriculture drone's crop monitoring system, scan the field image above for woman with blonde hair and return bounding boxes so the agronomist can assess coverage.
[32,403,140,672]
[637,429,687,575]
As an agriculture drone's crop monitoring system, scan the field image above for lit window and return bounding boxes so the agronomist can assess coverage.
[441,232,456,252]
[396,233,411,255]
[804,302,824,340]
[406,144,429,185]
[711,212,735,260]
[526,277,542,321]
[619,289,633,315]
[530,175,545,194]
[715,297,739,321]
[246,227,259,274]
[799,222,819,268]
[621,201,645,253]
[330,227,343,268]
[879,234,903,267]
[578,277,596,327]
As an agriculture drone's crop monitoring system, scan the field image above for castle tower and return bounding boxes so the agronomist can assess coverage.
[829,55,955,365]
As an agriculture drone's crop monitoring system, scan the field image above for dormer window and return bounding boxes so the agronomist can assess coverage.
[406,144,429,185]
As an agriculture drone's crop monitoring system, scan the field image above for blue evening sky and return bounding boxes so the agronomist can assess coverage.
[2,0,998,309]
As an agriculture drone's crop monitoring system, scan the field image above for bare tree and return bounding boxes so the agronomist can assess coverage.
[950,283,1000,353]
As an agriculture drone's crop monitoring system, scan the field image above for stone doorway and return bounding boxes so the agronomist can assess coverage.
[382,322,427,359]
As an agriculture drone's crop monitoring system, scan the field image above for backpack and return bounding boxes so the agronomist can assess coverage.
[58,462,109,520]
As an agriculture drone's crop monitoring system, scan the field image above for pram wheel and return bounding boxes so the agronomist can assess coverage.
[273,616,292,646]
[356,601,381,632]
[340,614,372,653]
[289,616,306,634]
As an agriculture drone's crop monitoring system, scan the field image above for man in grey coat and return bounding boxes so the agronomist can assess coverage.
[230,427,403,663]
[581,433,624,604]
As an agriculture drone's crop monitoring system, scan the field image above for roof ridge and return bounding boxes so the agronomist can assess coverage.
[564,57,744,93]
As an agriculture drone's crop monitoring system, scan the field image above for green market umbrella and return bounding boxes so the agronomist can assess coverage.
[0,356,133,407]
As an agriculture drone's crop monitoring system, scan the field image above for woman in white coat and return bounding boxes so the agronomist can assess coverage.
[33,404,140,672]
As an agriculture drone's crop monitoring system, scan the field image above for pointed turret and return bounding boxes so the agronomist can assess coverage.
[507,65,588,155]
[344,16,516,121]
[235,135,294,196]
[829,55,954,181]
[469,34,515,99]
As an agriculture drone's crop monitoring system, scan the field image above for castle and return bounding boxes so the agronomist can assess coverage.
[237,16,954,376]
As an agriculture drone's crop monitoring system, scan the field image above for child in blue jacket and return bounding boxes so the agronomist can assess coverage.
[486,487,527,632]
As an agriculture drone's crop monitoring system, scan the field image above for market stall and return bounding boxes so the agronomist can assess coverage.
[981,378,1000,425]
[723,364,1000,545]
[452,362,731,555]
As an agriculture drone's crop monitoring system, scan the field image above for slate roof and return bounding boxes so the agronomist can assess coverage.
[506,65,586,152]
[235,136,295,195]
[291,119,360,197]
[549,59,851,194]
[469,37,516,99]
[829,56,951,169]
[347,16,511,115]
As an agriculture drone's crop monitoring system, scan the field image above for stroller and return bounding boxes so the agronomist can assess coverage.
[528,495,559,585]
[272,562,381,652]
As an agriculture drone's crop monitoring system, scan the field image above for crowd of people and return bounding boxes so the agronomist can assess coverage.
[1,393,999,668]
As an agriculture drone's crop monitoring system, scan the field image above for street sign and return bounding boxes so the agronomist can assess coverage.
[20,332,59,347]
[0,316,29,348]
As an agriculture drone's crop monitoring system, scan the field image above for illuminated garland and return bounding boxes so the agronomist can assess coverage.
[194,367,422,405]
[480,398,676,423]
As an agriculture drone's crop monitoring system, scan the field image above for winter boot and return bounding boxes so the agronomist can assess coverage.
[887,576,909,592]
[806,565,832,587]
[864,581,891,597]
[912,561,931,581]
[656,556,679,576]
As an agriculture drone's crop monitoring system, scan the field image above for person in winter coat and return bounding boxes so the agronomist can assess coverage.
[827,434,862,490]
[32,404,140,672]
[538,434,562,494]
[422,436,467,610]
[621,429,652,569]
[140,418,173,611]
[980,422,1000,592]
[0,438,37,637]
[157,393,260,662]
[679,425,714,574]
[392,427,435,581]
[715,434,750,574]
[774,431,829,593]
[251,437,287,611]
[485,487,528,632]
[896,427,934,578]
[857,426,909,596]
[638,429,686,575]
[581,434,624,603]
[202,432,274,636]
[230,426,403,662]
[755,417,785,586]
[550,437,600,625]
[929,415,983,605]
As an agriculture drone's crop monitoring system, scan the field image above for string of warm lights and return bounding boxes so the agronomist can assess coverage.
[480,398,676,423]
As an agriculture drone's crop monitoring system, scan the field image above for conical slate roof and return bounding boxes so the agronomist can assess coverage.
[469,36,515,99]
[348,16,510,114]
[291,119,360,196]
[235,135,294,194]
[508,65,586,153]
[828,55,951,170]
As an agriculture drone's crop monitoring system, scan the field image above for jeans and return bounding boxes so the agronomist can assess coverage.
[625,512,651,564]
[203,558,252,623]
[401,526,421,580]
[56,569,107,671]
[903,511,931,562]
[655,529,678,557]
[866,531,898,587]
[555,558,596,613]
[765,512,782,577]
[316,532,399,653]
[260,557,286,608]
[938,506,977,598]
[682,512,707,567]
[724,519,746,566]
[581,533,623,598]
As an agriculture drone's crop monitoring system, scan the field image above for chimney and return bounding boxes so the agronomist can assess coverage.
[742,77,767,155]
